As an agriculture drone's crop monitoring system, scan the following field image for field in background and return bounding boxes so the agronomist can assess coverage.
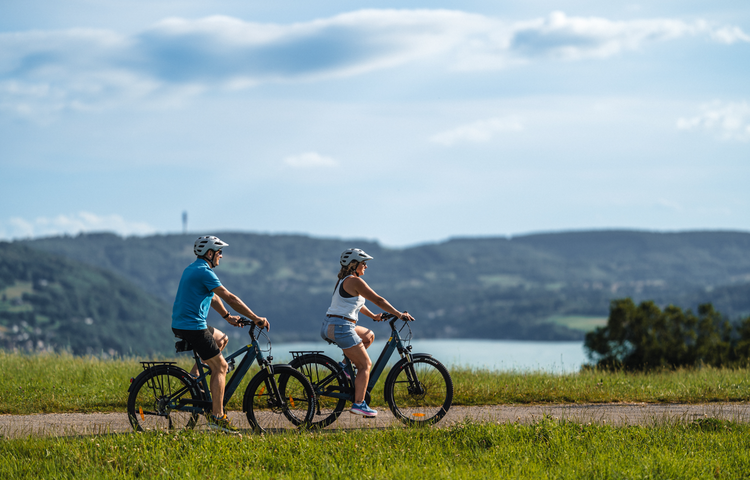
[2,351,750,415]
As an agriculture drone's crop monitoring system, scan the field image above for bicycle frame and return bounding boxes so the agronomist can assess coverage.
[323,317,416,401]
[176,326,277,413]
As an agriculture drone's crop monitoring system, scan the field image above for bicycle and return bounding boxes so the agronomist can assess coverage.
[289,313,453,428]
[127,319,316,433]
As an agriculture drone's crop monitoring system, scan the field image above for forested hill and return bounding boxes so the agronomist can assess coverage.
[0,243,173,355]
[8,230,749,354]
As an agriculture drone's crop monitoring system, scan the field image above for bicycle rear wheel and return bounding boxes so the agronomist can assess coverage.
[243,366,316,433]
[384,355,453,426]
[290,354,349,429]
[127,366,201,432]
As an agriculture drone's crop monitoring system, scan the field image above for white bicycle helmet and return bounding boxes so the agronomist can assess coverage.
[340,248,373,266]
[194,236,229,256]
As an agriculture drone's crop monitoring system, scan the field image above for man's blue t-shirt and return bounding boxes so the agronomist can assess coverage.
[172,259,223,330]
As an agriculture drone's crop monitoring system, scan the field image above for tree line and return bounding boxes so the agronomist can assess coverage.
[584,298,750,370]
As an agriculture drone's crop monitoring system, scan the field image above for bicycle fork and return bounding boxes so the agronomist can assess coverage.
[260,365,289,410]
[400,353,426,396]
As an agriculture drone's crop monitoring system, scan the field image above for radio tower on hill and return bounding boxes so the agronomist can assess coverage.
[182,211,188,234]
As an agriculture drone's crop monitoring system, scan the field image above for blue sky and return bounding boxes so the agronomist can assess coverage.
[1,1,749,247]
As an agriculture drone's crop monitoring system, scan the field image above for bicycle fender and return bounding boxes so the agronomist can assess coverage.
[128,364,198,395]
[127,369,153,393]
[265,363,292,374]
[288,353,339,370]
[288,353,352,388]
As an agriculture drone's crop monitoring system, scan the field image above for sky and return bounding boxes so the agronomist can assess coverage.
[1,1,749,247]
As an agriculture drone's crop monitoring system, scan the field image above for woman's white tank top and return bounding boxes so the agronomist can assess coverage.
[326,275,366,322]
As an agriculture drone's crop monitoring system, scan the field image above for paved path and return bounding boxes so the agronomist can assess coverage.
[3,403,750,438]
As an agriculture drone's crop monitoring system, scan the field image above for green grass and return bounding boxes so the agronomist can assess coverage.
[2,351,750,415]
[1,419,748,479]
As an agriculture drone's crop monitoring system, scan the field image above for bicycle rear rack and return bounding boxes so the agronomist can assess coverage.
[139,361,176,373]
[289,351,324,360]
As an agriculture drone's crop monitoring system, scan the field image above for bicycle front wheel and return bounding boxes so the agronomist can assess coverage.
[127,366,201,432]
[384,355,453,426]
[243,366,315,433]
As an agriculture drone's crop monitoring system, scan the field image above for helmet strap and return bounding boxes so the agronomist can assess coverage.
[200,250,217,268]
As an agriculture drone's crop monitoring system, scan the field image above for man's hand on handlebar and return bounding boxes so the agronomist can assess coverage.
[237,316,270,331]
[254,317,270,331]
[226,315,243,327]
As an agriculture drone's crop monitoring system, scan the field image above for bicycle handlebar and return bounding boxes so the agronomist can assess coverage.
[380,312,413,329]
[237,317,267,340]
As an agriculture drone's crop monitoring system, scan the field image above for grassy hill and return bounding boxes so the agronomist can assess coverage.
[13,229,750,351]
[0,242,173,355]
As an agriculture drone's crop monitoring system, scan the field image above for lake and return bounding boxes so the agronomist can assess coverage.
[270,339,588,374]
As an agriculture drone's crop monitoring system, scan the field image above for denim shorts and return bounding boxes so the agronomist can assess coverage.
[320,317,362,350]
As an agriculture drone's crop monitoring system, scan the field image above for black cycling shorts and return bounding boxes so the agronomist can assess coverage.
[172,326,220,360]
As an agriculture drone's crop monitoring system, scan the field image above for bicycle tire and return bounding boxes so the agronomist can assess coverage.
[127,365,201,432]
[384,354,453,426]
[289,353,350,429]
[243,365,316,433]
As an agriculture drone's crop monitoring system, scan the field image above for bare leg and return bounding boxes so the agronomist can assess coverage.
[203,352,229,417]
[354,325,374,349]
[342,342,372,404]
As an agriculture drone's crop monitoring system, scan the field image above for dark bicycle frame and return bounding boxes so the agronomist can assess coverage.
[133,323,286,415]
[293,314,426,404]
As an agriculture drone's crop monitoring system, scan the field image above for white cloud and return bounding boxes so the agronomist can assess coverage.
[0,212,157,240]
[283,152,338,168]
[710,26,750,44]
[0,10,747,119]
[430,117,523,146]
[677,101,750,141]
[507,11,714,61]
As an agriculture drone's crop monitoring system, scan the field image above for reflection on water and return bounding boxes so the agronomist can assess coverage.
[273,339,588,373]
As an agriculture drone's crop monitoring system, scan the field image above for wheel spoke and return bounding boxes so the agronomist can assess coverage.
[127,367,200,432]
[290,355,348,429]
[385,357,453,426]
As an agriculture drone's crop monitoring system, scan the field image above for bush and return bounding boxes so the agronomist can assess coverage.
[584,298,750,370]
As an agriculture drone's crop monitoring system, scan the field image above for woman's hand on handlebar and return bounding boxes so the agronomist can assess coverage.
[399,311,415,322]
[380,311,415,322]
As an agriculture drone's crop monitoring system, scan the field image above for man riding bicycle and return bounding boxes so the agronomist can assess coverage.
[172,235,270,433]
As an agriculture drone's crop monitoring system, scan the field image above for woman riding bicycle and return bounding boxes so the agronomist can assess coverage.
[320,248,415,417]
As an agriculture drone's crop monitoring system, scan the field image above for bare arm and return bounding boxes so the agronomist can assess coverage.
[359,305,382,321]
[344,277,415,321]
[212,286,270,330]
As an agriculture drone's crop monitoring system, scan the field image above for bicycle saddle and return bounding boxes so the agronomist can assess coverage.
[174,338,192,353]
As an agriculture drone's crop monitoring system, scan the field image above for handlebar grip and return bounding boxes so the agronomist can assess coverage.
[382,312,412,321]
